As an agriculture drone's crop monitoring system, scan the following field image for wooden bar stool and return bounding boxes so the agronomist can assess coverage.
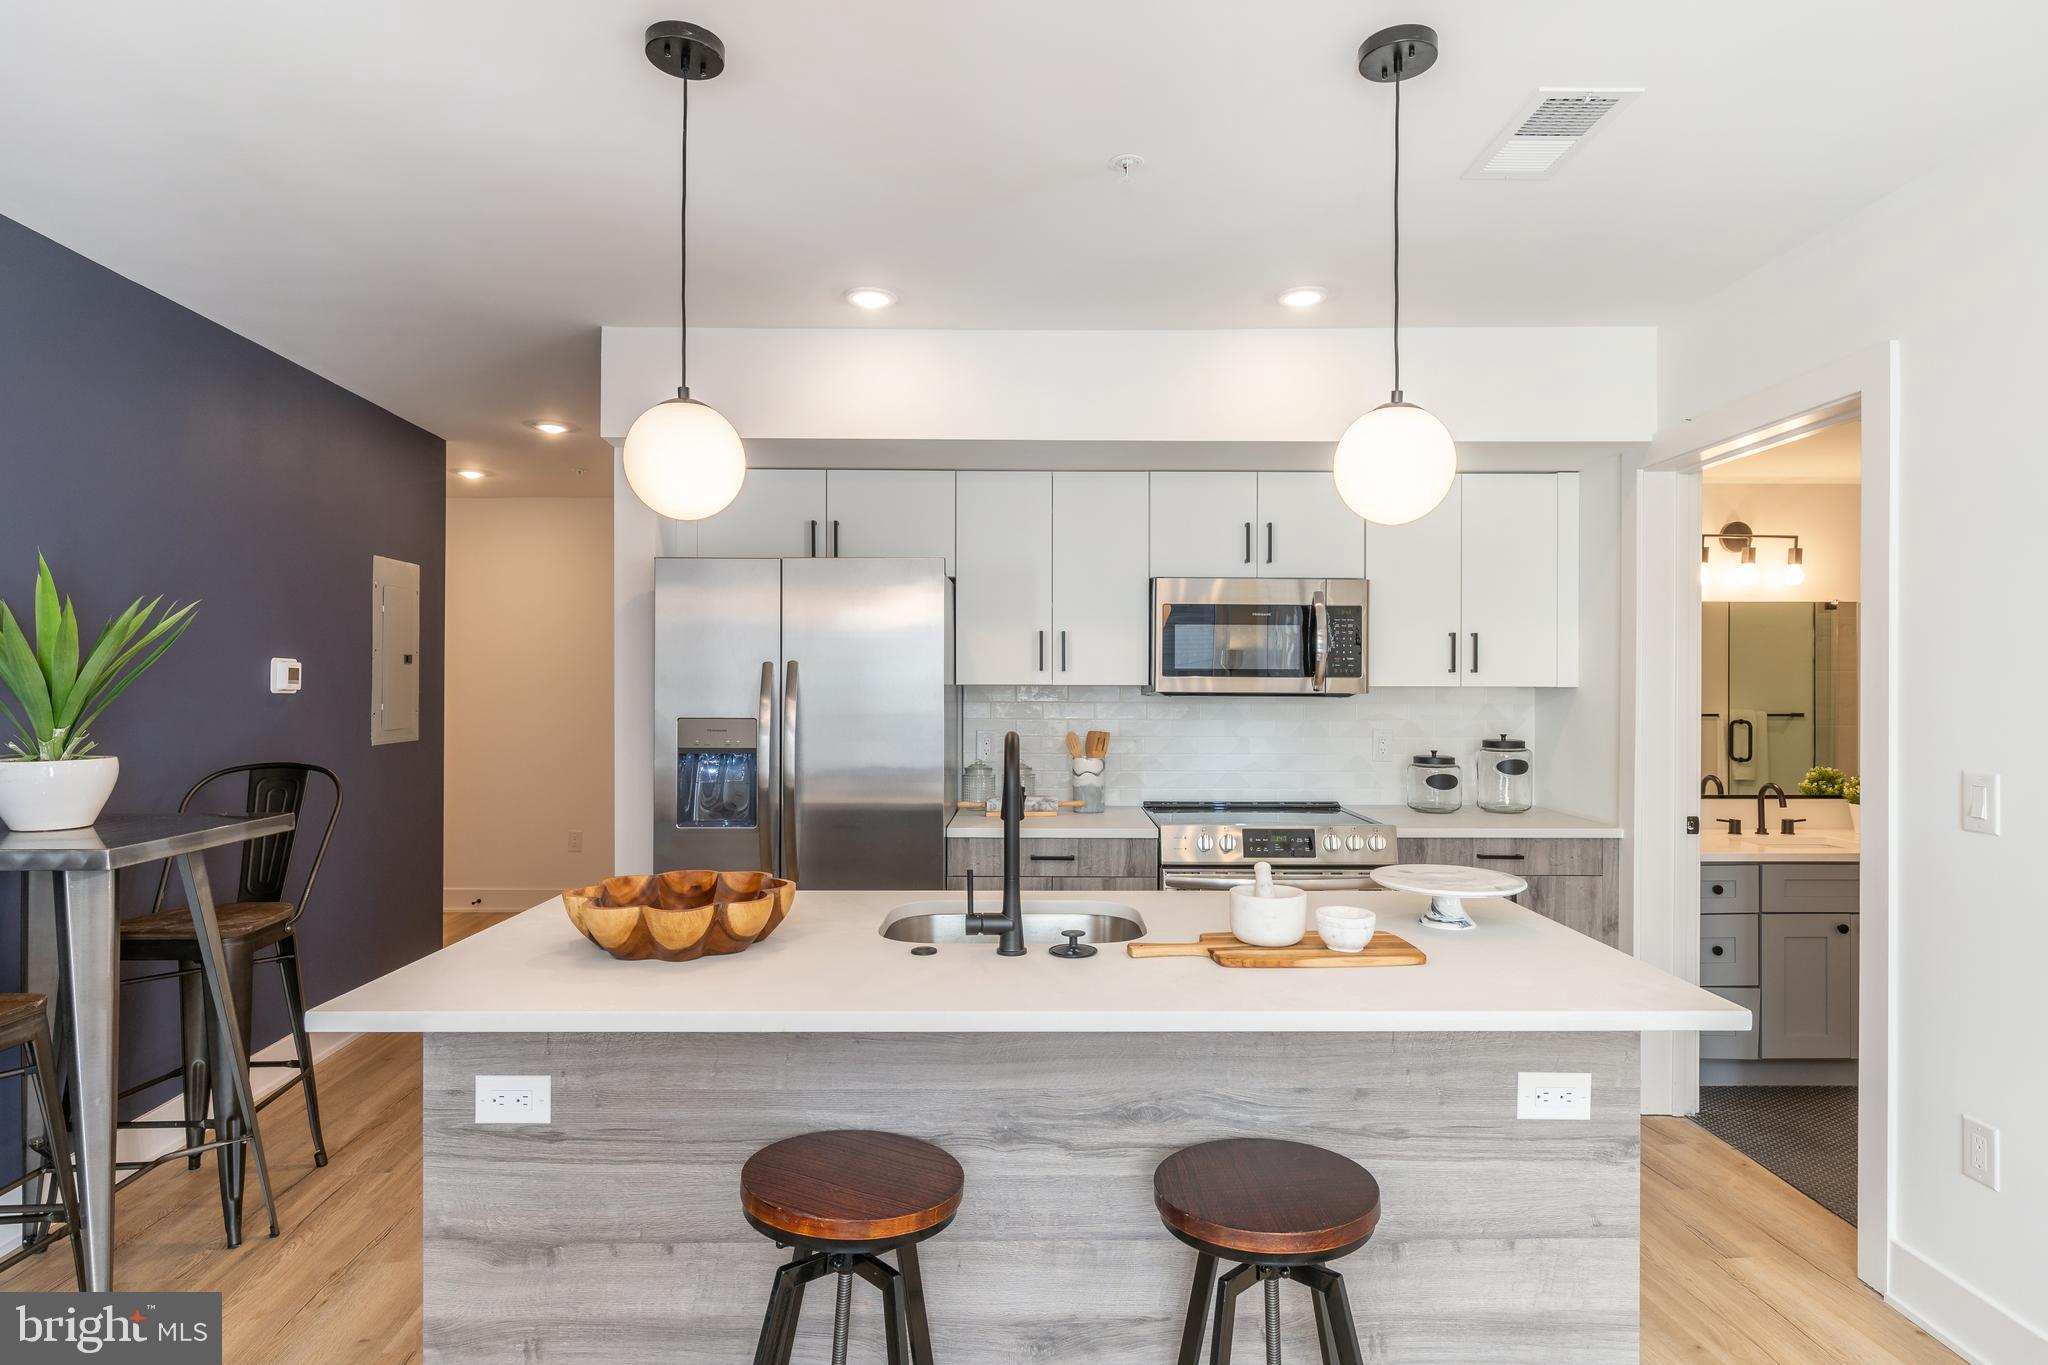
[741,1129,962,1365]
[1155,1138,1381,1365]
[0,995,87,1288]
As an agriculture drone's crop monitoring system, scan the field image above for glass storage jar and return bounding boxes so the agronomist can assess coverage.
[1475,734,1534,813]
[960,760,996,805]
[1406,751,1463,814]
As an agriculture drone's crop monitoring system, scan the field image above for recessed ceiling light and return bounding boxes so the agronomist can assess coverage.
[455,469,488,481]
[844,286,897,310]
[526,419,574,435]
[1278,285,1329,309]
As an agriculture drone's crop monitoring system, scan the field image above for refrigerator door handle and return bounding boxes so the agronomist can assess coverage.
[782,659,800,884]
[756,661,776,874]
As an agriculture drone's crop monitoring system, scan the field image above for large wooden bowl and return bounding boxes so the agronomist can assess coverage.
[561,871,796,962]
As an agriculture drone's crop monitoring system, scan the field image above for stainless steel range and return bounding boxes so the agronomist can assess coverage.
[1145,801,1395,891]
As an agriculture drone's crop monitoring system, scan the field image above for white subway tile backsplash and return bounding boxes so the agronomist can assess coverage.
[963,685,1537,804]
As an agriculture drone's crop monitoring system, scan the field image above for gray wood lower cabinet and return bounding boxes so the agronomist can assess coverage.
[1400,837,1620,945]
[422,1031,1642,1364]
[1759,912,1859,1058]
[946,835,1158,890]
[1701,987,1761,1060]
[946,876,1155,892]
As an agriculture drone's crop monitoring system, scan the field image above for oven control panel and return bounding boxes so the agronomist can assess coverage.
[1155,822,1394,867]
[1242,828,1315,859]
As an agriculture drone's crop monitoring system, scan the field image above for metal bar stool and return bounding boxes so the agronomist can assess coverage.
[1155,1138,1381,1364]
[741,1129,962,1365]
[0,994,87,1287]
[118,763,341,1244]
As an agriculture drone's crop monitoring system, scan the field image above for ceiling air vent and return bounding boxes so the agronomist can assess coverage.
[1465,88,1641,180]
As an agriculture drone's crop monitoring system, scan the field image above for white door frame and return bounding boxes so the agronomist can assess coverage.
[1632,342,1898,1293]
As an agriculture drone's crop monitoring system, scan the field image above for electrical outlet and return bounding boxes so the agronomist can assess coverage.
[1962,1115,2000,1191]
[567,829,584,853]
[1371,727,1395,763]
[1517,1072,1592,1120]
[976,730,997,764]
[475,1075,552,1124]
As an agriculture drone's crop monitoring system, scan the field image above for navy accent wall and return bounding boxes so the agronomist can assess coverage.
[0,214,445,1162]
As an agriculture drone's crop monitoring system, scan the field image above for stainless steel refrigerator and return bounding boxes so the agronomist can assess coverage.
[654,557,956,889]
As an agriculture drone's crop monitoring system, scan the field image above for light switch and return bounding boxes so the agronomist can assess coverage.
[1962,772,2000,835]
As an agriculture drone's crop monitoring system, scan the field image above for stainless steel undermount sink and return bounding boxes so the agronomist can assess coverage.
[879,901,1147,945]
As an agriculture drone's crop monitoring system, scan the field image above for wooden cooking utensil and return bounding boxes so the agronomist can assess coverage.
[1085,730,1109,759]
[1065,731,1083,759]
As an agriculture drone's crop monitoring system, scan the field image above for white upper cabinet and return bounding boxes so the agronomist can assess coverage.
[1052,472,1150,685]
[1365,480,1465,686]
[1149,473,1260,578]
[825,470,957,575]
[955,472,1053,686]
[1461,473,1560,688]
[693,469,829,558]
[1255,472,1366,579]
[1366,472,1580,688]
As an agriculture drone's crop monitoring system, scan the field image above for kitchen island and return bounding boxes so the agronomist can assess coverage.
[309,888,1743,1363]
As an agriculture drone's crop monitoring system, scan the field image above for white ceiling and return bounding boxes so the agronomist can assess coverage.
[1706,419,1862,485]
[3,2,2041,494]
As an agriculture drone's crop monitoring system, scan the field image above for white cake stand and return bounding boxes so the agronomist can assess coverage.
[1371,864,1528,931]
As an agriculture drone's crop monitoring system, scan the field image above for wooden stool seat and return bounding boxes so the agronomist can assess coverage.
[0,992,49,1036]
[1155,1137,1381,1258]
[742,1129,964,1244]
[119,900,294,945]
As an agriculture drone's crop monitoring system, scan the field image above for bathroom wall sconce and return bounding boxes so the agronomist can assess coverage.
[1701,521,1807,588]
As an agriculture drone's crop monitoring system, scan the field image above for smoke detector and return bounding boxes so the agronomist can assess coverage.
[1465,88,1641,179]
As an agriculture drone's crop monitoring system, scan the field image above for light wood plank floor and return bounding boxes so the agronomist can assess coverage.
[0,912,1957,1363]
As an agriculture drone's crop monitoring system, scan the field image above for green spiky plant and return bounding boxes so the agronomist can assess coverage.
[0,554,198,761]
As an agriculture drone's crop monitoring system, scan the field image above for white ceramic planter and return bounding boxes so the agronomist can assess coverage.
[0,755,120,831]
[1848,803,1861,833]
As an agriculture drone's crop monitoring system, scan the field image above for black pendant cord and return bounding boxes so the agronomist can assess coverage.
[1390,60,1402,401]
[678,72,690,400]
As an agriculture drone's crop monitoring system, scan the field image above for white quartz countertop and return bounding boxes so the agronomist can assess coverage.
[307,888,1745,1035]
[947,807,1156,839]
[1350,806,1624,839]
[1701,832,1859,864]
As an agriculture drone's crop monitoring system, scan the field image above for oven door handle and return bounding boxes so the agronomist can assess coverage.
[1162,872,1380,891]
[1310,590,1329,694]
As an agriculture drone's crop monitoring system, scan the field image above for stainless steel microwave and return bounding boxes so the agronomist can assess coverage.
[1149,578,1369,695]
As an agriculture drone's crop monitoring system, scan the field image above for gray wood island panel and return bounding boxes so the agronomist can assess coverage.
[422,1030,1640,1364]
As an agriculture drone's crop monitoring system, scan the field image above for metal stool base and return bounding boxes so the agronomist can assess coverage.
[748,1223,942,1365]
[1176,1250,1366,1365]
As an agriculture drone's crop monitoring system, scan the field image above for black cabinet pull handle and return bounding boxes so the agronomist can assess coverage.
[808,519,818,557]
[832,519,841,556]
[1837,923,1851,934]
[1711,884,1725,895]
[1030,854,1077,863]
[1470,631,1479,673]
[1243,521,1253,563]
[1474,853,1525,861]
[1038,630,1045,671]
[1449,631,1458,673]
[1266,522,1274,564]
[1060,630,1068,671]
[1711,945,1725,956]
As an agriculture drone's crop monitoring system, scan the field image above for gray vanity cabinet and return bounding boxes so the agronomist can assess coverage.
[1759,912,1859,1058]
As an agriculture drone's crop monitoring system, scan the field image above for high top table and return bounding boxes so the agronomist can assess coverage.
[3,813,291,1289]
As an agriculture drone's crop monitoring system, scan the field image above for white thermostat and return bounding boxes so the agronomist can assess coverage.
[270,658,303,694]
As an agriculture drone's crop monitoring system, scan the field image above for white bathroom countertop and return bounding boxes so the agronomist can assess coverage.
[946,806,1156,839]
[307,887,1745,1035]
[1351,806,1624,839]
[1701,832,1859,864]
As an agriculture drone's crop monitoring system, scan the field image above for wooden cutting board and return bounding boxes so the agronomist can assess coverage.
[1127,930,1426,968]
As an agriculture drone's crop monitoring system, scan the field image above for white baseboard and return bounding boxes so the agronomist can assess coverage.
[443,886,554,913]
[1887,1240,2048,1364]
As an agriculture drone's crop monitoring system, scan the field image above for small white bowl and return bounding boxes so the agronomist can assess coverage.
[1229,883,1308,947]
[1314,905,1377,954]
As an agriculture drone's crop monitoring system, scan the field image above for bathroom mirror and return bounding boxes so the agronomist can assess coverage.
[1701,601,1858,794]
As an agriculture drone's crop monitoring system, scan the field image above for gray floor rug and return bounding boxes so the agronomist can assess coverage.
[1692,1086,1858,1225]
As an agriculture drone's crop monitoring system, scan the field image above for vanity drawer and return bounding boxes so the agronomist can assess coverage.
[947,837,1157,881]
[1700,912,1760,987]
[1762,863,1859,915]
[1700,865,1759,913]
[1701,987,1760,1061]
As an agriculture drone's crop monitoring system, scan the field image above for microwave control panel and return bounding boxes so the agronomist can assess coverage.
[1325,606,1363,678]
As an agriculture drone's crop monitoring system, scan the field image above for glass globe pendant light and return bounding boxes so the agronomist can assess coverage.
[1333,25,1457,526]
[623,22,746,521]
